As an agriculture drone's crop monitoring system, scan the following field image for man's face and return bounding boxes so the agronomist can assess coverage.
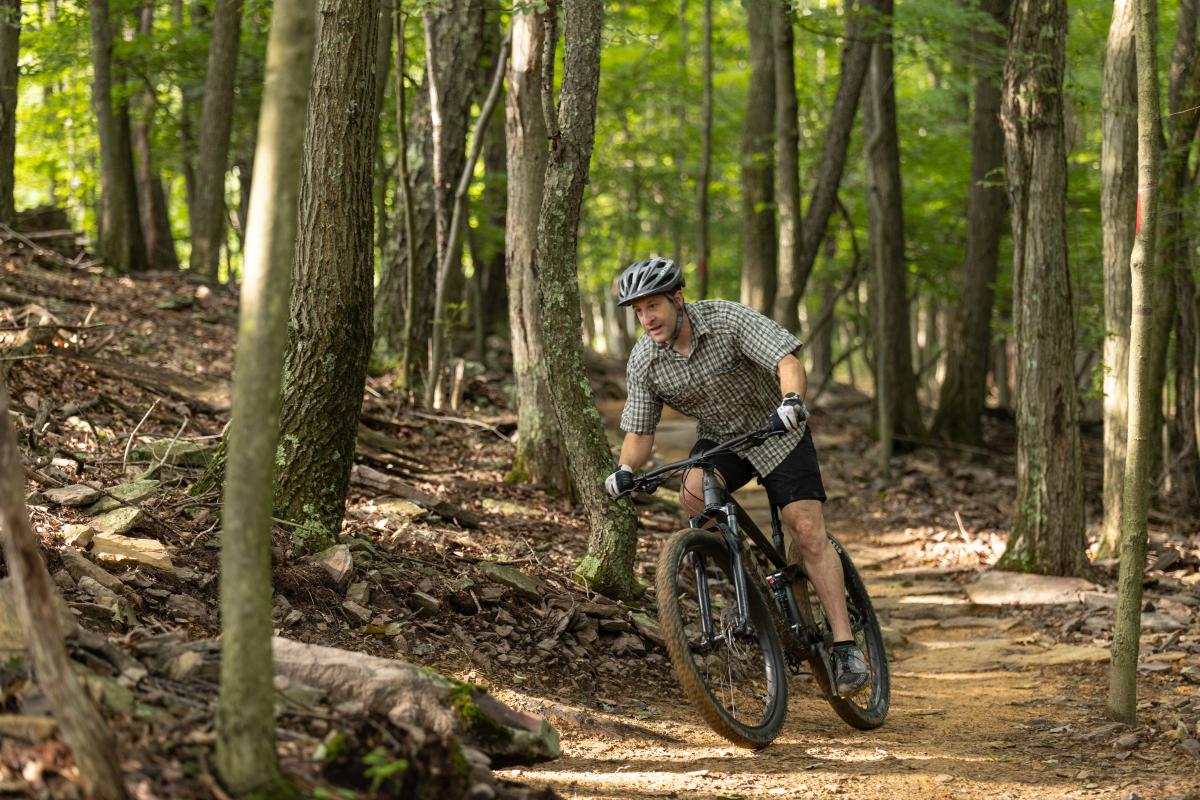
[631,292,681,344]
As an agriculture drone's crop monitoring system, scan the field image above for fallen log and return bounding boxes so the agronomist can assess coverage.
[351,464,481,528]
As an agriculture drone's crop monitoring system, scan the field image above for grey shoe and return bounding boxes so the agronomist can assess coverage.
[830,643,869,698]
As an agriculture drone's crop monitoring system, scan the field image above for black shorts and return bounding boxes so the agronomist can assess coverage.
[688,426,827,507]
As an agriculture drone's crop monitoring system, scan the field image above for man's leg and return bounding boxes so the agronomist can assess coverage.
[780,499,852,642]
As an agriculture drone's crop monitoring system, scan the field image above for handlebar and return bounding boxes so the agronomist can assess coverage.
[614,422,785,499]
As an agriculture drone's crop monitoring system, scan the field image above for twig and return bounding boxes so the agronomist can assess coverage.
[122,399,160,476]
[148,416,190,475]
[406,410,513,444]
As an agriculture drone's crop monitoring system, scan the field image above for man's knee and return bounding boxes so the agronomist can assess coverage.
[680,473,705,517]
[783,503,826,555]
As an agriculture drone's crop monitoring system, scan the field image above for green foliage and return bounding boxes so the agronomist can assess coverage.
[361,747,409,794]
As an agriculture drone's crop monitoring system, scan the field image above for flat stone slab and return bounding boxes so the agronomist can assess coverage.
[965,570,1099,606]
[896,637,1109,673]
[44,484,101,507]
[375,498,428,520]
[130,439,213,467]
[0,715,57,742]
[91,533,175,573]
[88,479,160,513]
[91,506,145,535]
[481,498,536,516]
[479,561,544,600]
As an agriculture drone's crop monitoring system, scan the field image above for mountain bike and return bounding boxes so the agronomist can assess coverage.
[614,423,889,748]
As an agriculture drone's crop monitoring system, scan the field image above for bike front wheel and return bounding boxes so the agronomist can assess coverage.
[656,528,788,748]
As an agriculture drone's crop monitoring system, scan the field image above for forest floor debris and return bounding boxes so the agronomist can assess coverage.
[1,251,1199,797]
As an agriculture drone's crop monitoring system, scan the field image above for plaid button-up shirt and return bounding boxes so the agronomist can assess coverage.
[619,299,806,477]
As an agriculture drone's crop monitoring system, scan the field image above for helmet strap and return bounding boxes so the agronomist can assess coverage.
[658,294,686,350]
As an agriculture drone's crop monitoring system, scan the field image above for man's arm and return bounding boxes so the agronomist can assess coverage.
[618,432,655,471]
[777,353,808,399]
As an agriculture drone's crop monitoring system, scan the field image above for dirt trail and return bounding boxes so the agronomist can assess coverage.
[493,411,1199,800]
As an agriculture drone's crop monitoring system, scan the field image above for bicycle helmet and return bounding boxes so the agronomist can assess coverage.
[616,257,685,307]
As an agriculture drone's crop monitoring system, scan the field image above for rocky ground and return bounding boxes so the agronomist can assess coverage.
[0,241,1198,799]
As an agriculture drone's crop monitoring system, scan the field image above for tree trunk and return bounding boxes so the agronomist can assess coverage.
[189,0,243,280]
[810,276,836,379]
[696,0,712,300]
[1098,0,1138,558]
[863,4,925,449]
[1108,0,1161,725]
[0,0,18,224]
[273,0,381,548]
[89,0,148,273]
[133,1,179,271]
[215,0,316,790]
[536,0,638,599]
[739,0,776,316]
[932,0,1010,446]
[773,0,881,329]
[672,0,688,269]
[505,5,569,494]
[998,0,1087,576]
[773,3,801,330]
[175,0,199,215]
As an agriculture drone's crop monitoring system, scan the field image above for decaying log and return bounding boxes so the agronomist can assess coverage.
[351,464,481,528]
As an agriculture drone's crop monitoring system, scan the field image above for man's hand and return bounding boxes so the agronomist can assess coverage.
[605,464,635,497]
[770,392,808,433]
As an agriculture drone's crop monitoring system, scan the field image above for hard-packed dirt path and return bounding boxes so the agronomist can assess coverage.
[493,411,1200,800]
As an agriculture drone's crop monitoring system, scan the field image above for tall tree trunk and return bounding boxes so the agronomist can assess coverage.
[863,3,924,452]
[773,2,801,330]
[998,0,1087,576]
[1108,0,1161,726]
[537,0,638,599]
[188,0,244,280]
[133,1,179,270]
[1098,0,1138,558]
[0,0,18,224]
[215,0,316,791]
[773,0,881,329]
[932,0,1010,446]
[696,0,712,300]
[672,0,687,269]
[739,0,776,315]
[89,0,148,273]
[175,0,199,215]
[505,5,569,494]
[273,0,380,548]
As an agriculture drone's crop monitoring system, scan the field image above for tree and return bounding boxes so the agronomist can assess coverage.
[215,0,316,790]
[188,0,244,280]
[89,0,148,273]
[0,0,18,224]
[273,0,381,549]
[505,4,569,493]
[863,0,923,460]
[1097,0,1138,558]
[998,0,1087,576]
[1108,0,1161,725]
[773,2,800,335]
[696,0,713,299]
[537,0,639,599]
[739,0,776,316]
[133,0,179,270]
[932,0,1010,446]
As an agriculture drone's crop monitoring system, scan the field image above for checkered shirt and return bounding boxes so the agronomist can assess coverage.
[619,299,805,477]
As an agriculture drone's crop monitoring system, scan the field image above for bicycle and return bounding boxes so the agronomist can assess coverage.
[613,422,890,748]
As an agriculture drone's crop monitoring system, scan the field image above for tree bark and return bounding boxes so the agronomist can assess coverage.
[773,3,801,332]
[932,0,1010,446]
[189,0,243,280]
[273,0,381,548]
[998,0,1087,576]
[215,0,316,791]
[1108,0,1161,726]
[89,0,148,273]
[505,5,569,494]
[536,0,638,599]
[863,2,924,452]
[696,0,712,300]
[133,1,179,271]
[1098,0,1138,558]
[739,0,776,316]
[0,382,125,799]
[0,0,18,224]
[773,0,881,329]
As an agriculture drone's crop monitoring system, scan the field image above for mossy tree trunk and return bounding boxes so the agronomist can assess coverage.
[738,0,776,317]
[1108,0,1161,725]
[273,0,381,551]
[535,0,638,599]
[998,0,1088,577]
[215,0,316,791]
[505,4,569,495]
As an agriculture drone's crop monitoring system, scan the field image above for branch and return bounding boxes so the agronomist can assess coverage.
[541,0,561,145]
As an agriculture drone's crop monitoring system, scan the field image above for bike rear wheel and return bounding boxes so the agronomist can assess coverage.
[656,528,788,748]
[794,537,890,730]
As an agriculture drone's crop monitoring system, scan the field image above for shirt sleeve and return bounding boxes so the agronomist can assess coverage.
[731,303,804,372]
[620,366,663,435]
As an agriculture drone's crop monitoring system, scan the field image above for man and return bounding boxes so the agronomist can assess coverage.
[603,256,868,698]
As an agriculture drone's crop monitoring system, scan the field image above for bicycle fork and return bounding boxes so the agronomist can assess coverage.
[689,470,754,641]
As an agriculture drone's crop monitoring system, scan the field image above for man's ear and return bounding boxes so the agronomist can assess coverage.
[673,289,685,304]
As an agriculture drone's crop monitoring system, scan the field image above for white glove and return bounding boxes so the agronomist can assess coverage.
[773,393,808,433]
[605,464,634,497]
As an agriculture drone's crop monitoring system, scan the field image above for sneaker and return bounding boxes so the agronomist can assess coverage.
[830,642,869,698]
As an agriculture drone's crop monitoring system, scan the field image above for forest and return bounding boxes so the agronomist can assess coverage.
[0,0,1198,797]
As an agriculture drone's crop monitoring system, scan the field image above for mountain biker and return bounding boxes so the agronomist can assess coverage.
[603,256,869,698]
